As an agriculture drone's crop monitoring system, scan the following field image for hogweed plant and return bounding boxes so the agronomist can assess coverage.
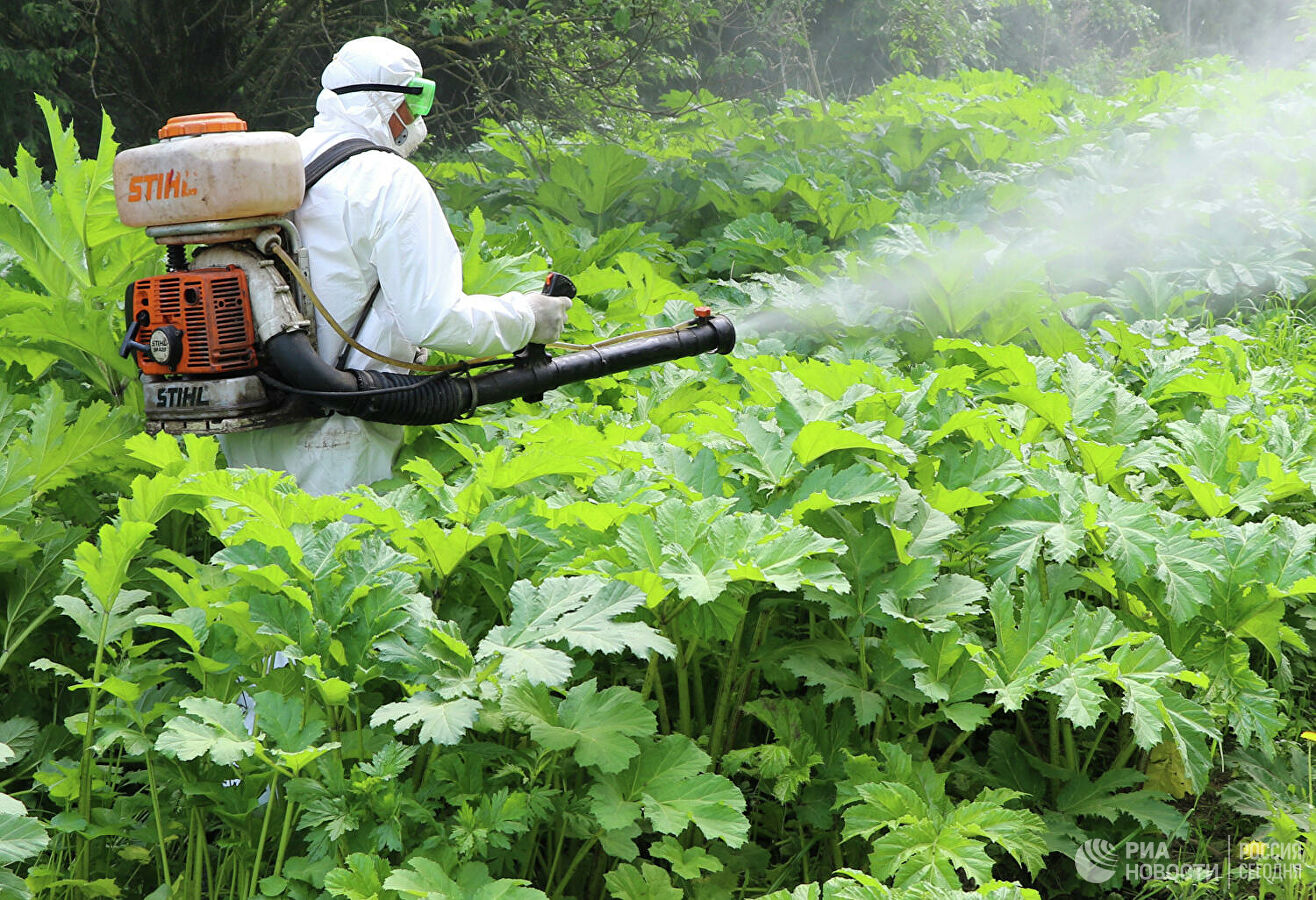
[9,64,1316,899]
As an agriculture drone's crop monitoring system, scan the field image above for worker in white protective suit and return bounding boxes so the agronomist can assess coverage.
[219,36,571,495]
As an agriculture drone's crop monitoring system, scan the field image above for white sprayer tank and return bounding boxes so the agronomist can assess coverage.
[114,112,304,228]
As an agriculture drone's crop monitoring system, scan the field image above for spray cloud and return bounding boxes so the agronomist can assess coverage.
[742,24,1316,347]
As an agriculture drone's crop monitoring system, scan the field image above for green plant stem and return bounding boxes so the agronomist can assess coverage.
[1116,582,1134,615]
[722,608,774,755]
[273,799,298,880]
[798,821,809,882]
[214,857,229,900]
[585,848,609,900]
[675,640,692,737]
[856,621,871,687]
[414,742,442,792]
[202,830,216,898]
[551,837,598,899]
[1063,721,1078,771]
[0,605,57,676]
[143,749,173,889]
[1048,700,1061,770]
[182,827,195,900]
[931,724,965,772]
[545,803,569,890]
[522,825,541,883]
[76,599,115,879]
[191,811,205,900]
[229,853,241,900]
[691,648,708,728]
[248,773,280,898]
[644,654,672,733]
[1060,434,1082,468]
[1081,716,1114,774]
[1016,711,1042,757]
[708,609,750,762]
[1111,736,1140,771]
[659,595,695,629]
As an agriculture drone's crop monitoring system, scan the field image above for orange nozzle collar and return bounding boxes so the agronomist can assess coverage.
[158,112,247,139]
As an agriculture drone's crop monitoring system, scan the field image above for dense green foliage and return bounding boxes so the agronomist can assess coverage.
[6,58,1316,899]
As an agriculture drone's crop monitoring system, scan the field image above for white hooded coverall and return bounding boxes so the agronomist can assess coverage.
[219,37,536,496]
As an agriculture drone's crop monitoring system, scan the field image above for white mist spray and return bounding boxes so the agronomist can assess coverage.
[743,29,1316,344]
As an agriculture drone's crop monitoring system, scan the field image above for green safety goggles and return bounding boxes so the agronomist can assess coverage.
[332,77,436,117]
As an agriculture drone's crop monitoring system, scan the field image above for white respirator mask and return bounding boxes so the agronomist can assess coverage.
[394,115,428,158]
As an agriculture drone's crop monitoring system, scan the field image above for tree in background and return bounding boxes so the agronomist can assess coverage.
[0,0,1306,168]
[686,0,1033,100]
[412,0,715,142]
[0,3,84,165]
[1,0,352,164]
[0,0,712,165]
[992,0,1165,83]
[680,0,1294,105]
[1145,0,1301,58]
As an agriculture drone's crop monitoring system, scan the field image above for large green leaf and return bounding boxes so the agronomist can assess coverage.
[589,735,749,851]
[1156,690,1219,793]
[477,576,673,686]
[603,863,682,900]
[52,588,156,648]
[511,680,656,773]
[155,698,258,766]
[384,858,547,899]
[370,694,482,746]
[0,98,156,392]
[641,772,749,846]
[981,490,1086,583]
[1093,493,1160,584]
[840,746,1044,891]
[965,582,1071,712]
[0,794,48,866]
[535,143,654,229]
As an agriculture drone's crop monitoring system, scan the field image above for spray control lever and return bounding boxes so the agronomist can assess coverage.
[517,272,577,403]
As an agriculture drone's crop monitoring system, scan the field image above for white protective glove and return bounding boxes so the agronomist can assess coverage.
[524,291,573,343]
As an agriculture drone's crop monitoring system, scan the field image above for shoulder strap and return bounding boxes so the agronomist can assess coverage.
[301,139,397,369]
[303,138,395,196]
[336,282,382,370]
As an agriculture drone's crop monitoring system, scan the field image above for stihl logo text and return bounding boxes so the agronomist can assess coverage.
[127,170,197,202]
[156,385,210,408]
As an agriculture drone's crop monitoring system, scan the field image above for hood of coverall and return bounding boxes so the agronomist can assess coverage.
[313,36,423,149]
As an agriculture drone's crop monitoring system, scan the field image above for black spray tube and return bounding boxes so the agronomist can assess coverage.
[341,313,736,425]
[263,272,736,426]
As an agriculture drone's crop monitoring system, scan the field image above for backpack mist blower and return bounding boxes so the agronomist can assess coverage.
[113,113,735,435]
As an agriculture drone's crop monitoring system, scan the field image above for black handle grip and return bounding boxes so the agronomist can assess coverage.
[521,272,577,402]
[542,272,576,299]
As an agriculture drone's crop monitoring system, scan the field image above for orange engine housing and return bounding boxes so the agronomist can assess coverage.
[126,266,258,375]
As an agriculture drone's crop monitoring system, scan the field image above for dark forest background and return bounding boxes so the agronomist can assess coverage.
[0,0,1306,162]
